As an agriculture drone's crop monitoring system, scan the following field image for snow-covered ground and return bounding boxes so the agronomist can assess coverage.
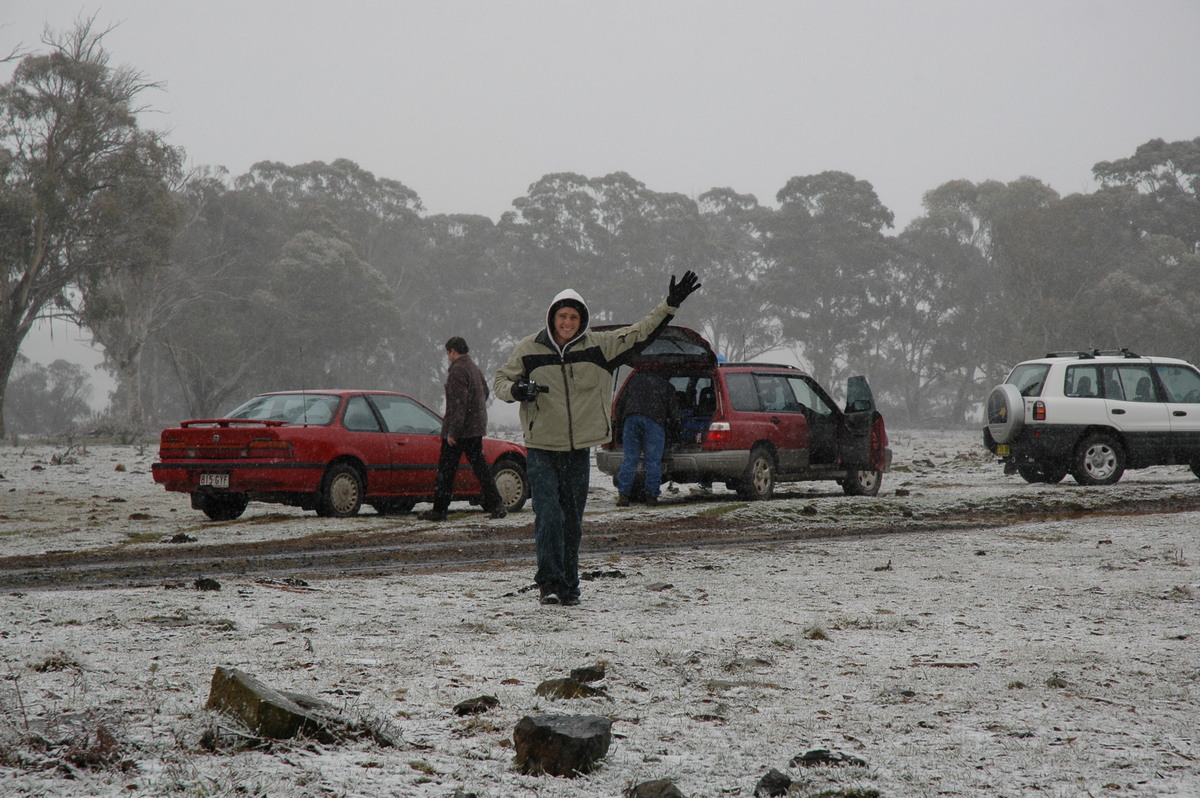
[1,430,1198,797]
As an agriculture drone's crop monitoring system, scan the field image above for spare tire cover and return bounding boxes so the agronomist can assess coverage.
[986,384,1025,444]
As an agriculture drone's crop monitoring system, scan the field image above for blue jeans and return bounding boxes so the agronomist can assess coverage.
[526,448,590,601]
[616,415,666,498]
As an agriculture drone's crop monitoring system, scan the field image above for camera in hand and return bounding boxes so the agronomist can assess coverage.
[515,378,550,401]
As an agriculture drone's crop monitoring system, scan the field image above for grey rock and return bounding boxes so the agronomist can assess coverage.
[625,778,686,797]
[513,713,612,777]
[206,666,336,743]
[454,695,500,716]
[570,663,607,683]
[754,767,792,797]
[790,748,868,768]
[535,677,609,700]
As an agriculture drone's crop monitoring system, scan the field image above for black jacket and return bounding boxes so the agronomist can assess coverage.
[615,371,680,431]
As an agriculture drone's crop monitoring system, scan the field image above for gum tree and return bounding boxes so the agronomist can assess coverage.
[0,19,178,437]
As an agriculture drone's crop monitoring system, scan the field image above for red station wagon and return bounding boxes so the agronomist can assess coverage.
[595,326,892,499]
[152,390,529,520]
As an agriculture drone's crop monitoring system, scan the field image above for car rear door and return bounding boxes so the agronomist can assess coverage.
[1154,363,1200,460]
[749,372,809,471]
[1100,365,1173,462]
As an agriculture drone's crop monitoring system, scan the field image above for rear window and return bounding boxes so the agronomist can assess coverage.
[637,334,711,359]
[1063,365,1100,398]
[226,394,340,425]
[1155,365,1200,403]
[1006,364,1050,397]
[724,373,761,411]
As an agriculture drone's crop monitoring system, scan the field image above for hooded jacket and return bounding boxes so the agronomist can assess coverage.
[494,289,676,451]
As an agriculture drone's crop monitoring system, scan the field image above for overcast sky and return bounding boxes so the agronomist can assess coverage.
[6,0,1200,381]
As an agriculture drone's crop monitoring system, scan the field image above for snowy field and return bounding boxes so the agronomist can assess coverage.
[1,430,1198,797]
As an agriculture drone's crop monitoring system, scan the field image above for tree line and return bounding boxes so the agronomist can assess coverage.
[2,22,1198,438]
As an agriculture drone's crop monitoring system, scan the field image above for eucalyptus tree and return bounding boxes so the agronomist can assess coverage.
[1093,137,1200,255]
[918,176,1058,391]
[500,171,705,323]
[692,187,779,362]
[761,171,894,387]
[387,212,515,406]
[145,160,419,419]
[0,19,178,437]
[2,355,92,437]
[872,218,988,424]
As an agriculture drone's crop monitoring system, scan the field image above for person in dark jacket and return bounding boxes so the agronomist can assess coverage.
[419,337,506,521]
[494,271,701,606]
[614,371,680,506]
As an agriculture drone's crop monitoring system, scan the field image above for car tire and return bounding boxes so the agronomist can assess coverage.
[1016,463,1068,484]
[196,492,249,521]
[986,384,1026,445]
[1192,461,1200,480]
[317,463,363,517]
[493,458,530,512]
[1071,434,1125,486]
[842,469,882,496]
[736,446,775,500]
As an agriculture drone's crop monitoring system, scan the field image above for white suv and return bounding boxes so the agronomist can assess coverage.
[984,349,1200,485]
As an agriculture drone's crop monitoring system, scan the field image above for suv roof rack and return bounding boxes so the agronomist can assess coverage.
[1043,348,1141,360]
[718,362,801,370]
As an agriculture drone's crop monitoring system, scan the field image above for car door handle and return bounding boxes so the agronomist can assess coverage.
[1174,410,1187,416]
[770,417,782,424]
[1111,408,1126,415]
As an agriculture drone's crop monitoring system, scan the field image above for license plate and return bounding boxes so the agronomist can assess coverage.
[996,444,1010,456]
[199,473,230,488]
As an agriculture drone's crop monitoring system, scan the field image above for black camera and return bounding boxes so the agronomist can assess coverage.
[515,378,550,402]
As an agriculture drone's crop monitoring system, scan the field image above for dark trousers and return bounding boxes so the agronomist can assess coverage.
[526,447,590,601]
[431,436,503,513]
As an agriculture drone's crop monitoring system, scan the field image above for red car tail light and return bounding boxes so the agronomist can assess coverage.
[159,441,189,459]
[706,421,732,445]
[1032,401,1046,421]
[248,439,293,458]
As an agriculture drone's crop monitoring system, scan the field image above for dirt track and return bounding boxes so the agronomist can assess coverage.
[4,477,1198,590]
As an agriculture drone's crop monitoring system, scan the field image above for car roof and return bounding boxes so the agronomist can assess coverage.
[257,390,405,397]
[1018,350,1194,368]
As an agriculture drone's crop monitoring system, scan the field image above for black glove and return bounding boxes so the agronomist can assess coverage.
[511,377,538,402]
[667,270,701,307]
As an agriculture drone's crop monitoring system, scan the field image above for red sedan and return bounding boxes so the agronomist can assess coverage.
[151,390,529,521]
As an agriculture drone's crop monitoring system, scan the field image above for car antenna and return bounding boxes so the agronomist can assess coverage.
[301,346,309,425]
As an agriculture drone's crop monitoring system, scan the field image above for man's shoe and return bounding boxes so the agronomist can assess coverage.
[417,510,448,522]
[540,592,561,606]
[562,595,580,606]
[489,506,507,519]
[616,495,630,507]
[643,495,658,505]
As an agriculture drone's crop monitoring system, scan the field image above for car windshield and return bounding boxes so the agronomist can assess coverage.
[1006,364,1050,397]
[225,394,341,425]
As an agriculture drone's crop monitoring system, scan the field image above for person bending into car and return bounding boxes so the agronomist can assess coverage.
[614,370,680,507]
[419,337,506,522]
[494,271,701,606]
